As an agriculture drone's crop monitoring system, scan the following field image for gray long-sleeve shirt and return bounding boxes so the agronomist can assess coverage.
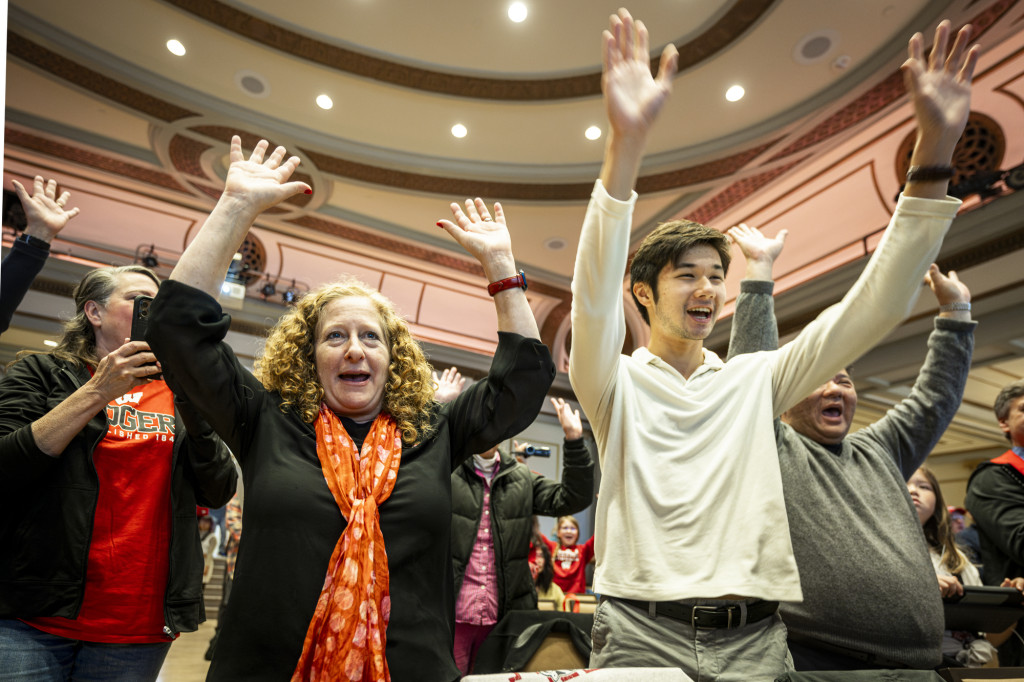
[728,279,976,668]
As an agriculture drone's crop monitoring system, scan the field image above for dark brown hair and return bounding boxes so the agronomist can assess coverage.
[995,380,1024,443]
[916,465,970,575]
[629,220,731,324]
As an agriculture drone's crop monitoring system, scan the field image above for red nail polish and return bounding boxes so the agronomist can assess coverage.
[304,188,312,195]
[436,221,444,228]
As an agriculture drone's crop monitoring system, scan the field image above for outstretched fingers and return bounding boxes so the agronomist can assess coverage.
[618,9,634,60]
[265,145,288,170]
[229,135,244,164]
[12,179,28,201]
[657,44,680,87]
[928,20,951,71]
[635,19,650,60]
[958,44,981,83]
[248,139,269,164]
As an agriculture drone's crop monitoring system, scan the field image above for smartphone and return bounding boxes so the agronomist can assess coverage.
[130,295,162,380]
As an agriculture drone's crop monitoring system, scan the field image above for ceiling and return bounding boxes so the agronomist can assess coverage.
[4,0,1024,502]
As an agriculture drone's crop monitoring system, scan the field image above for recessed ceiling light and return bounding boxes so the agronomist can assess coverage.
[316,94,334,110]
[544,237,566,251]
[725,85,745,102]
[508,2,528,22]
[585,126,602,141]
[43,339,58,347]
[451,123,468,138]
[166,39,186,56]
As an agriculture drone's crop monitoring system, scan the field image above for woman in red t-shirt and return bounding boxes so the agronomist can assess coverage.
[541,515,595,595]
[0,181,235,681]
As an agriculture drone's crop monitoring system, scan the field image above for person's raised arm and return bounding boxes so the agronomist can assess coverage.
[1,177,81,333]
[551,397,583,442]
[725,224,786,359]
[432,366,467,405]
[859,264,974,478]
[769,21,979,416]
[598,9,678,199]
[437,199,539,339]
[169,137,310,295]
[569,10,678,432]
[531,397,594,516]
[902,22,980,200]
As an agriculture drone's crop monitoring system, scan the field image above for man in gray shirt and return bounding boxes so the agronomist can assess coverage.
[728,227,975,670]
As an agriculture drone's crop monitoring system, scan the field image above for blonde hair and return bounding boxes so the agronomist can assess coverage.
[14,265,160,369]
[254,279,435,444]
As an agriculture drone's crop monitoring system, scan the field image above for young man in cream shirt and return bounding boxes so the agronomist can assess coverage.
[570,9,978,680]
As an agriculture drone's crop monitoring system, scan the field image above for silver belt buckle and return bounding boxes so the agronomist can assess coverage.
[690,605,721,630]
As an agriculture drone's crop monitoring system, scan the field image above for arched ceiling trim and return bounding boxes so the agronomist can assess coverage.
[163,0,777,101]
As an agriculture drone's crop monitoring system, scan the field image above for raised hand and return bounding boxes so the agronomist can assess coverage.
[602,9,678,141]
[437,198,515,280]
[432,366,466,404]
[726,224,788,281]
[551,397,583,440]
[170,136,312,296]
[12,176,80,242]
[925,263,970,308]
[902,21,981,157]
[221,136,311,218]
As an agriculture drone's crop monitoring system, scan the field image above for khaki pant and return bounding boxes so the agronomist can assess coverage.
[591,596,793,682]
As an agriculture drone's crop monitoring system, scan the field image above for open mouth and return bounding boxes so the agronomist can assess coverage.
[340,372,370,383]
[822,406,842,418]
[688,306,713,321]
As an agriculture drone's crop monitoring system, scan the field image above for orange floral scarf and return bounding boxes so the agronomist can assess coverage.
[291,405,402,682]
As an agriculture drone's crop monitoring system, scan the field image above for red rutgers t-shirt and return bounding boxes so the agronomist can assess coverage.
[541,534,595,595]
[25,380,176,643]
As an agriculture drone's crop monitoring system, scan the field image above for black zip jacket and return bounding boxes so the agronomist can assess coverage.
[451,438,594,617]
[965,455,1024,666]
[0,352,237,636]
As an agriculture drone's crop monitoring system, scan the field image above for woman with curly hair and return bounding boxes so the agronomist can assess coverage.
[147,136,554,682]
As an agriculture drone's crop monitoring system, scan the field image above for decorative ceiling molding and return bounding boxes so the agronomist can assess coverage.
[7,33,199,123]
[768,0,1016,162]
[5,127,189,193]
[7,32,846,201]
[689,157,806,224]
[162,0,777,101]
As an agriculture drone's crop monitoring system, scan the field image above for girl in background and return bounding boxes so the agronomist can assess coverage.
[908,466,1002,666]
[541,515,594,595]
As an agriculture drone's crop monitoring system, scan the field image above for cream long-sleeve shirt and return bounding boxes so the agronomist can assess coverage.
[569,180,960,602]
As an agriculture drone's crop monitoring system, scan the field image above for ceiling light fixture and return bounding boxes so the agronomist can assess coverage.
[260,274,277,299]
[508,2,528,23]
[725,85,745,102]
[141,244,159,268]
[316,94,334,110]
[451,123,468,138]
[282,279,299,305]
[43,339,58,348]
[166,39,186,57]
[585,126,602,141]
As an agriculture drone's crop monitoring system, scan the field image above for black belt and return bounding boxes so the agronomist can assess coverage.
[615,597,779,629]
